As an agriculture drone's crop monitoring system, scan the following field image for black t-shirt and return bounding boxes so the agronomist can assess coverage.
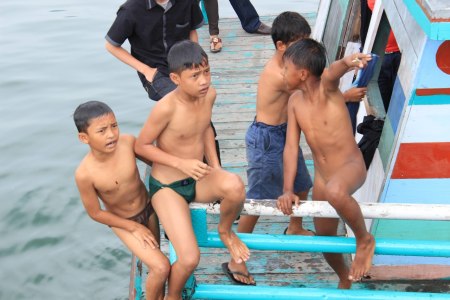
[106,0,203,74]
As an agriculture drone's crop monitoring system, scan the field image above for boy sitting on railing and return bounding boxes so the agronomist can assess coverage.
[74,101,169,300]
[135,40,250,300]
[277,39,375,288]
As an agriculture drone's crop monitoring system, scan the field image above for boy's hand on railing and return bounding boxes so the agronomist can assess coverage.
[277,191,299,215]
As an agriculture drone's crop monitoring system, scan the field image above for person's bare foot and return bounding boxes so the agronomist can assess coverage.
[338,277,352,289]
[349,233,375,281]
[219,231,250,264]
[284,226,315,236]
[225,260,256,285]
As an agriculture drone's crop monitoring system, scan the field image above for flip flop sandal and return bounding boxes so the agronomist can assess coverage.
[210,37,222,53]
[221,262,256,286]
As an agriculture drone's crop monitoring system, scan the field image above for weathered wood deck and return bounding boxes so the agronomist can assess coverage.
[154,14,450,298]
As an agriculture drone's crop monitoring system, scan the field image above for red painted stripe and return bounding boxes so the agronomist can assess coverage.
[416,88,450,96]
[392,142,450,179]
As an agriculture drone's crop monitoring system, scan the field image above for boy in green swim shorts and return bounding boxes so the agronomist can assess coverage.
[135,40,250,300]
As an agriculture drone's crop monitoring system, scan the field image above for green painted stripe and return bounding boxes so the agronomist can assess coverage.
[372,219,450,241]
[378,117,395,171]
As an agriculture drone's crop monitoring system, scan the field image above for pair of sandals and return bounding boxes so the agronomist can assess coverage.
[210,36,222,53]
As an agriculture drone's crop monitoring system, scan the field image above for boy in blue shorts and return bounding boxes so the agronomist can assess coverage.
[224,12,313,286]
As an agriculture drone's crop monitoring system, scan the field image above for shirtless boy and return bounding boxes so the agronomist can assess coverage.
[134,40,250,300]
[226,12,313,286]
[74,101,169,300]
[277,39,375,288]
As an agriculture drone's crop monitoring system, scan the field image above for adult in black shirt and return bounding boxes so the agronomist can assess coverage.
[106,0,204,101]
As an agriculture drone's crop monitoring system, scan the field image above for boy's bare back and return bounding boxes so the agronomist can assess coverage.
[256,57,291,125]
[75,134,149,218]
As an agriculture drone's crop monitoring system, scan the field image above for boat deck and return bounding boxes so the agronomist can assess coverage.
[153,14,450,297]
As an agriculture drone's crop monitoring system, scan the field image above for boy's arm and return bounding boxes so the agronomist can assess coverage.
[105,41,158,83]
[343,87,367,103]
[189,30,199,43]
[277,96,301,215]
[322,53,372,92]
[75,170,158,249]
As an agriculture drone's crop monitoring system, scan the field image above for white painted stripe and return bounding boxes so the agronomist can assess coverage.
[312,0,331,41]
[190,200,450,220]
[401,104,450,143]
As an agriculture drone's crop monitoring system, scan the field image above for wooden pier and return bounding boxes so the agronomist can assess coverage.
[138,14,450,297]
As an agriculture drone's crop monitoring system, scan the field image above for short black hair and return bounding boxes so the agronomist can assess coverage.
[168,40,209,74]
[271,11,311,46]
[283,38,327,77]
[73,101,114,133]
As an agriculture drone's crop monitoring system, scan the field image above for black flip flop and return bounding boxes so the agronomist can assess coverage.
[221,262,256,286]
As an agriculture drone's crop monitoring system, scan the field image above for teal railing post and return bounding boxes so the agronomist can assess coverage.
[170,208,207,300]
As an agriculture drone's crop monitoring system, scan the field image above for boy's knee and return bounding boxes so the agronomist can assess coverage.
[325,182,347,208]
[178,251,200,272]
[152,259,171,279]
[222,173,245,200]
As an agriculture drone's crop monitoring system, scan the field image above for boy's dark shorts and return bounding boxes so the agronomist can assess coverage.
[246,120,313,199]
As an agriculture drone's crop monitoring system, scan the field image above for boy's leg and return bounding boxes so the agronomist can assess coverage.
[287,147,314,235]
[151,189,200,300]
[225,215,258,284]
[324,161,375,282]
[196,168,250,264]
[111,227,170,300]
[312,175,352,289]
[286,190,315,235]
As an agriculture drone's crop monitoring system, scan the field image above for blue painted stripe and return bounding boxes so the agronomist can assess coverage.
[384,178,450,204]
[374,255,450,266]
[403,0,450,40]
[409,93,450,105]
[387,77,406,134]
[401,104,450,142]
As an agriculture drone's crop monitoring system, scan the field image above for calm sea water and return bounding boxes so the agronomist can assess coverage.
[0,0,318,299]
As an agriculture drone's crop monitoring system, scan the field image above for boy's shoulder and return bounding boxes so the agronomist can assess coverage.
[260,57,284,85]
[75,153,92,185]
[290,90,305,104]
[119,133,135,145]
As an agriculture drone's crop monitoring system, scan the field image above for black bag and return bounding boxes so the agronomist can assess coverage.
[357,115,384,169]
